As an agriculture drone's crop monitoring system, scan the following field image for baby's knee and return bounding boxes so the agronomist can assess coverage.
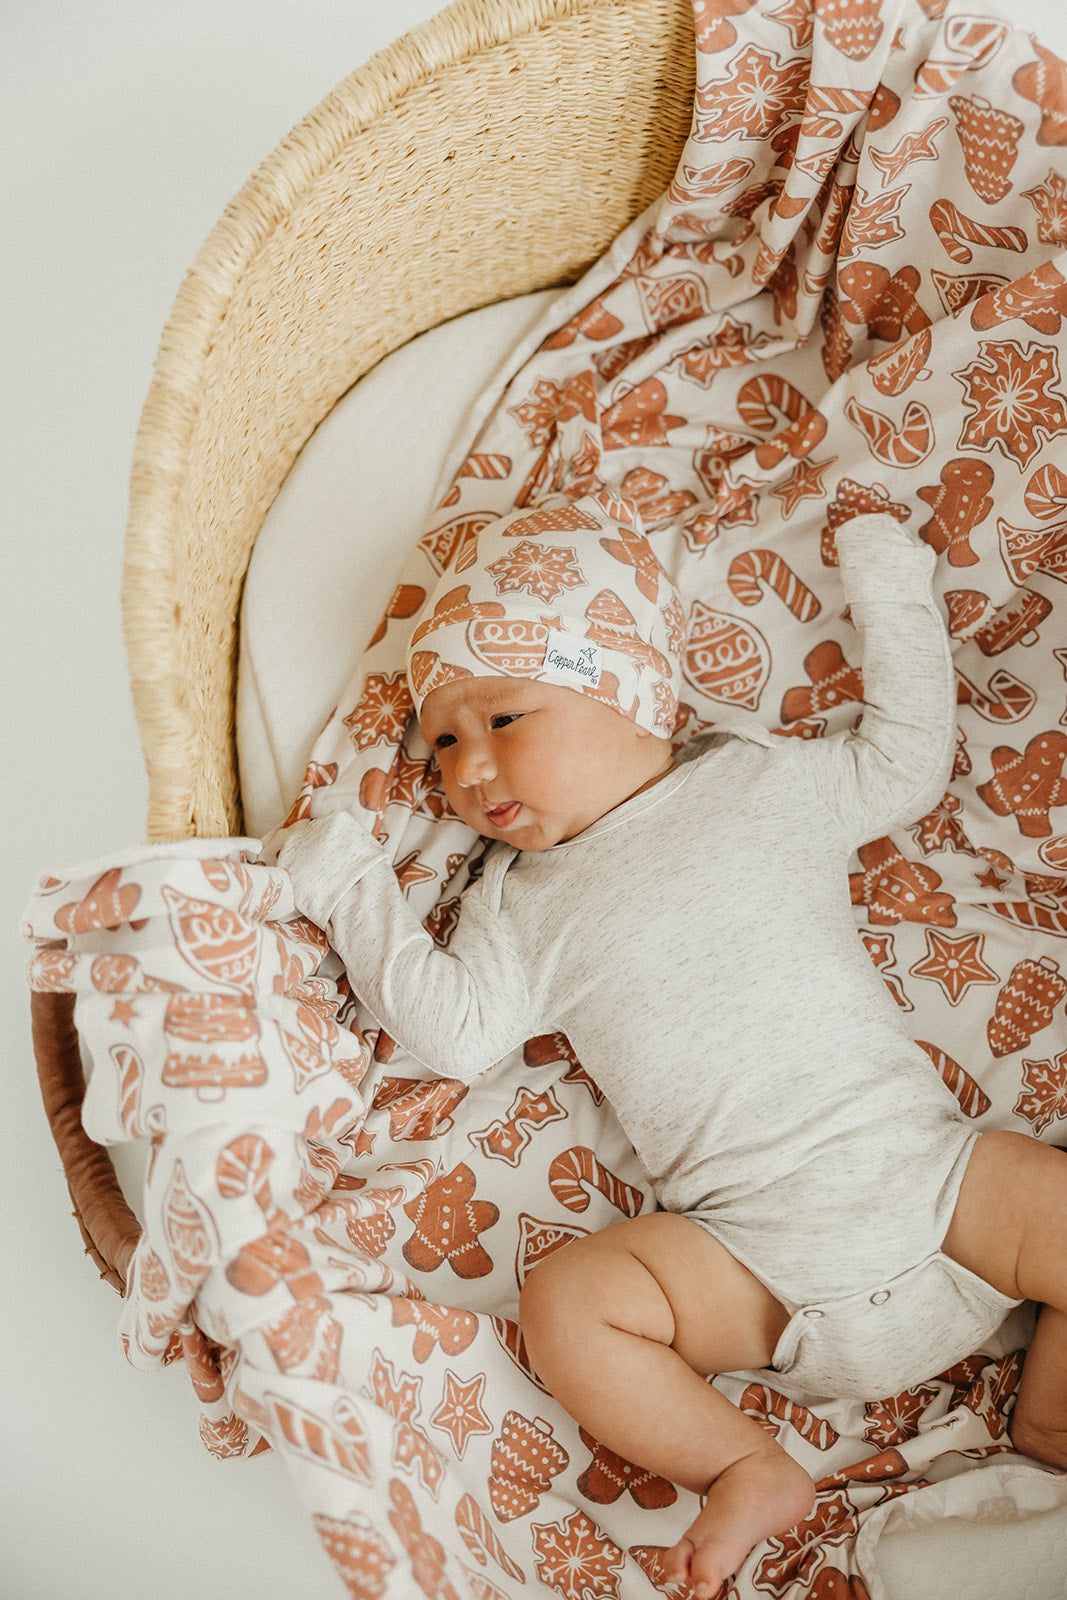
[519,1243,586,1355]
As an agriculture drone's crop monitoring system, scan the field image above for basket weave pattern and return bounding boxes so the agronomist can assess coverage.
[122,0,694,842]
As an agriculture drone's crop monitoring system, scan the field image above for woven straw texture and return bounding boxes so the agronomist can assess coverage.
[123,0,694,842]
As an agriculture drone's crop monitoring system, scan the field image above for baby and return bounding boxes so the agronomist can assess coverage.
[278,494,1067,1597]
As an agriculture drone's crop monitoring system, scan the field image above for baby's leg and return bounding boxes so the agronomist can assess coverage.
[942,1130,1067,1466]
[518,1213,815,1597]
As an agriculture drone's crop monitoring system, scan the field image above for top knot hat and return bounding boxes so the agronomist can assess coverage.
[407,493,685,738]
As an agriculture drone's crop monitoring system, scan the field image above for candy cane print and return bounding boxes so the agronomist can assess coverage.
[268,1393,372,1483]
[753,411,828,470]
[844,397,935,467]
[548,1145,645,1216]
[916,1042,992,1118]
[727,549,822,621]
[454,1492,525,1583]
[956,668,1037,723]
[986,899,1067,939]
[112,1041,146,1138]
[928,198,1027,265]
[736,374,827,468]
[736,371,815,432]
[913,19,1008,102]
[739,1383,840,1450]
[1025,462,1067,521]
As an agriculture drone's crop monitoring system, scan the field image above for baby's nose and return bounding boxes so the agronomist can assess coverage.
[455,742,496,786]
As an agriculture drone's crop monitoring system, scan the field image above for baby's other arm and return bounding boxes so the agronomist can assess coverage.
[820,512,955,841]
[277,813,534,1079]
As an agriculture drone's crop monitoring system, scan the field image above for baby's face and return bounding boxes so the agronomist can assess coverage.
[419,676,673,850]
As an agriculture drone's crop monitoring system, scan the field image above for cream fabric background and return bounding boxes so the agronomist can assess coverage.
[6,4,1067,1598]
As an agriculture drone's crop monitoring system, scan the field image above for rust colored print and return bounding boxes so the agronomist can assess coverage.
[949,95,1024,204]
[684,600,771,709]
[819,0,882,60]
[978,731,1067,836]
[849,838,956,927]
[391,1298,481,1364]
[402,1163,500,1278]
[548,1146,646,1217]
[530,1508,625,1599]
[916,456,994,566]
[368,1354,445,1498]
[727,547,821,619]
[909,931,999,1006]
[313,1512,396,1600]
[916,1041,993,1118]
[372,1076,469,1141]
[928,197,1028,265]
[455,1492,526,1583]
[1015,1050,1067,1135]
[489,1410,570,1521]
[576,1427,677,1508]
[987,957,1067,1058]
[469,1086,568,1166]
[386,1478,455,1597]
[845,397,935,468]
[1014,40,1067,147]
[342,672,414,750]
[429,1370,492,1459]
[739,1382,840,1450]
[55,866,141,934]
[780,639,861,723]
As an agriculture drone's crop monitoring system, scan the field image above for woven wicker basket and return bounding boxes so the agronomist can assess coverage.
[34,0,695,1292]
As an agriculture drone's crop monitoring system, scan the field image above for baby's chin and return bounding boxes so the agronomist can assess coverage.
[444,792,595,849]
[487,810,572,851]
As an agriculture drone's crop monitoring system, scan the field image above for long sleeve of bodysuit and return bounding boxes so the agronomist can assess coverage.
[276,812,535,1078]
[812,512,956,844]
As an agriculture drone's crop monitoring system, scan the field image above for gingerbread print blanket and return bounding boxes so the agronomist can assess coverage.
[24,0,1067,1593]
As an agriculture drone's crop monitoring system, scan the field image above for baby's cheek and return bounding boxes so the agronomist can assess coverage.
[435,765,461,814]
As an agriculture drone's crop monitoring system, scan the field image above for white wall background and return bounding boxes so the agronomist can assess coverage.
[5,2,1067,1597]
[2,6,447,1597]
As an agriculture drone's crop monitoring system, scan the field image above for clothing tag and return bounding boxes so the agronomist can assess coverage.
[541,628,602,689]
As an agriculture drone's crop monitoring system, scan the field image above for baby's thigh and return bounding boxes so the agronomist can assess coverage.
[944,1129,1067,1303]
[520,1211,789,1376]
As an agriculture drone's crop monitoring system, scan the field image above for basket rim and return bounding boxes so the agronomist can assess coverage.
[122,0,642,843]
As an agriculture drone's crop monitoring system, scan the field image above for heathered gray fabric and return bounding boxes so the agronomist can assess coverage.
[286,516,986,1315]
[768,1249,1018,1399]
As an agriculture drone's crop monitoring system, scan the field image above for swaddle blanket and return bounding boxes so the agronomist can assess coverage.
[24,0,1067,1593]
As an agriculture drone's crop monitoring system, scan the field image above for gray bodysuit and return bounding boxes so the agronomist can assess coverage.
[282,515,1020,1398]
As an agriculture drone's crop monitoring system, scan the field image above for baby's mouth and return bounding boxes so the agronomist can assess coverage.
[484,800,522,829]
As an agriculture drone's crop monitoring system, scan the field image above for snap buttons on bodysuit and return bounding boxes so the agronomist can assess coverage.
[803,1308,825,1319]
[870,1289,891,1305]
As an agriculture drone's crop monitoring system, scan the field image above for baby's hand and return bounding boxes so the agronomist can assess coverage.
[835,512,935,609]
[275,813,367,930]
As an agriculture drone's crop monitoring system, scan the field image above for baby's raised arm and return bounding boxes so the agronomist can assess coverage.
[277,813,534,1079]
[814,511,955,842]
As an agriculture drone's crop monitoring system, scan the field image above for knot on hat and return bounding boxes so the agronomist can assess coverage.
[407,493,684,737]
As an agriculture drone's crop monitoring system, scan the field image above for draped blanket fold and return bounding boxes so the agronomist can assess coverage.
[25,0,1067,1593]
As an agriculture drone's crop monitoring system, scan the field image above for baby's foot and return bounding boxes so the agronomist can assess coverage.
[663,1445,815,1598]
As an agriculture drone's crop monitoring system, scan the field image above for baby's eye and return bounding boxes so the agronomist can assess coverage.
[491,714,521,730]
[433,733,457,750]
